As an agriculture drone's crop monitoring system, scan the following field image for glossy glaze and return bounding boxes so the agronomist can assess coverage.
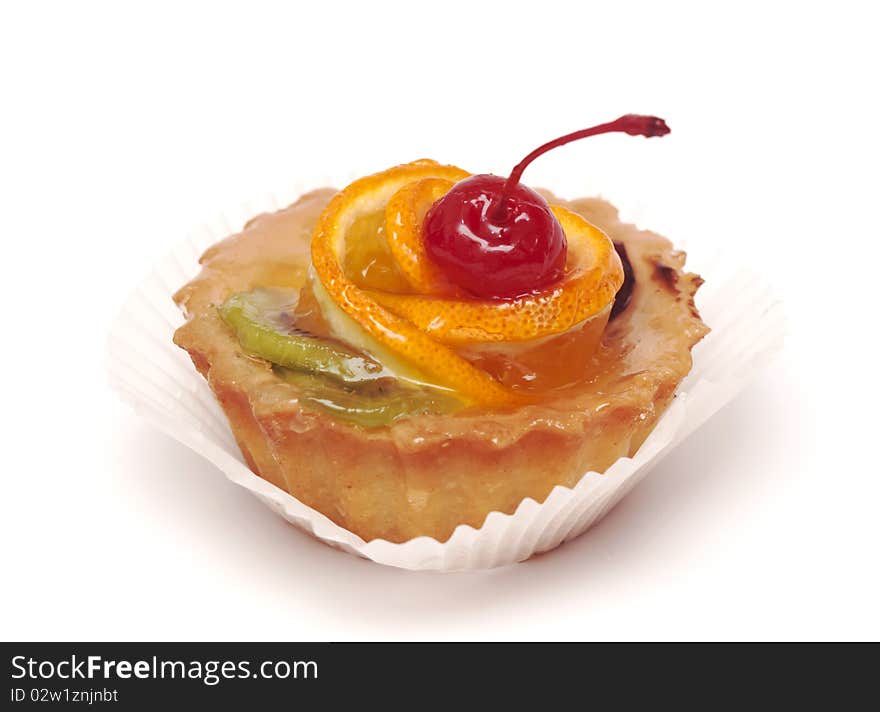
[174,188,707,448]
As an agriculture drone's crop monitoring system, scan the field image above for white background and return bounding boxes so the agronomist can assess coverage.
[2,1,878,641]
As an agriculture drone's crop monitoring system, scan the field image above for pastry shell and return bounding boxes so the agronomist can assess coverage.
[171,190,709,543]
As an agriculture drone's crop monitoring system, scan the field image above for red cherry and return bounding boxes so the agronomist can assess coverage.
[423,114,670,300]
[424,175,566,299]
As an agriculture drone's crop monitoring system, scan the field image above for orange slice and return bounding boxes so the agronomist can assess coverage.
[370,205,623,344]
[310,161,521,407]
[384,177,457,294]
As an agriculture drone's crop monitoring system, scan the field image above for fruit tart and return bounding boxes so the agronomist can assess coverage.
[173,115,708,543]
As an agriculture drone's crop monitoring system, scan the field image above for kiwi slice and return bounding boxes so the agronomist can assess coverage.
[273,367,459,428]
[220,288,388,384]
[220,288,460,426]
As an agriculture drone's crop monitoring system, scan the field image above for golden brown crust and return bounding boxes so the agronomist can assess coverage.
[173,190,708,543]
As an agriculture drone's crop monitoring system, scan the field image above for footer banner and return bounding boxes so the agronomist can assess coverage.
[2,641,869,707]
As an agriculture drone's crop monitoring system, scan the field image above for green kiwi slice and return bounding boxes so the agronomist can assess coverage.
[273,367,459,428]
[219,288,388,384]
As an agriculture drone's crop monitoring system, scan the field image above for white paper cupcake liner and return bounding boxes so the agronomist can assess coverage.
[107,193,785,571]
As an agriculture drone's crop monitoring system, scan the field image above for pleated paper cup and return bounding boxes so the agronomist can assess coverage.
[107,193,785,572]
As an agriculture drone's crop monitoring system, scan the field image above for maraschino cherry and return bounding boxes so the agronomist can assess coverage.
[423,114,670,299]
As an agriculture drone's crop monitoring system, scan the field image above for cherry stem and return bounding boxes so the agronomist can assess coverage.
[491,114,670,221]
